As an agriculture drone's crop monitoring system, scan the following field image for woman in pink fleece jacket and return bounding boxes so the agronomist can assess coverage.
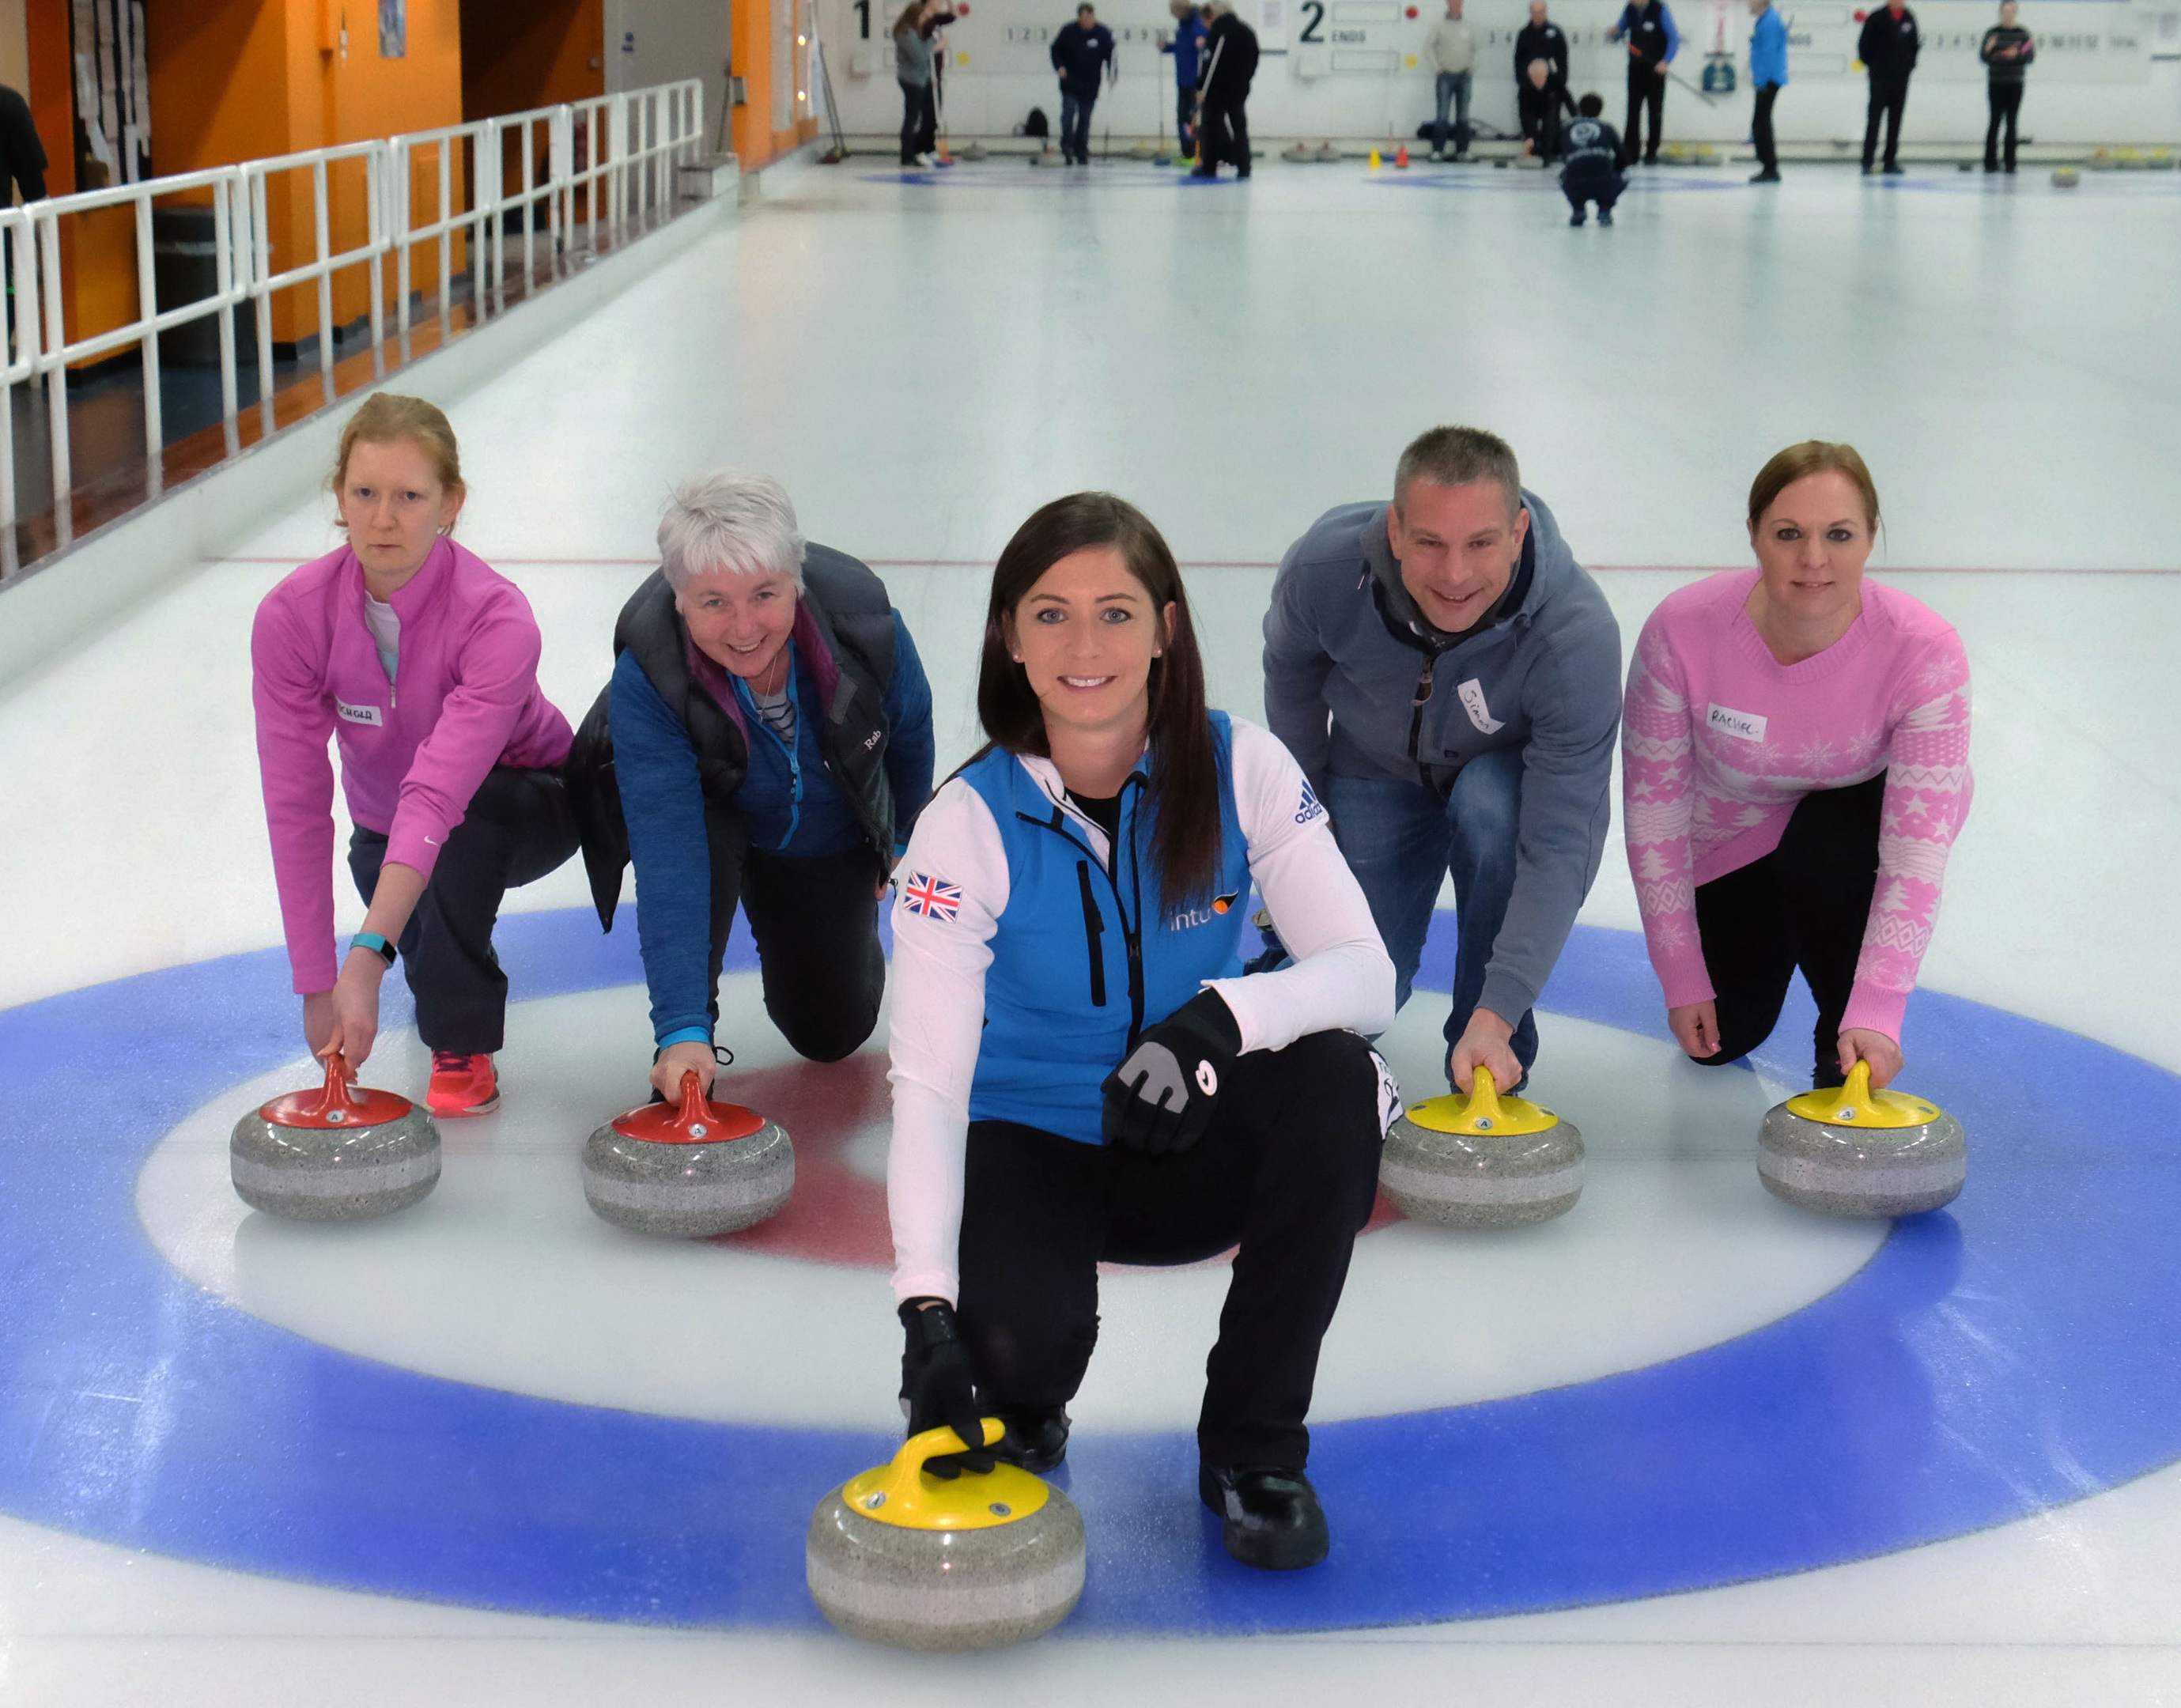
[251,394,578,1117]
[1621,440,1971,1090]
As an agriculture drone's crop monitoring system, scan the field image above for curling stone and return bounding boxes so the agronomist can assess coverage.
[1315,141,1342,163]
[956,140,988,161]
[582,1069,793,1238]
[1282,141,1313,163]
[1757,1059,1964,1219]
[1379,1066,1583,1229]
[807,1420,1086,1651]
[2051,164,2081,187]
[230,1051,440,1221]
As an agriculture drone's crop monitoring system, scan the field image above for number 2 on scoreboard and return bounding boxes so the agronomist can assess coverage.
[1299,0,1325,39]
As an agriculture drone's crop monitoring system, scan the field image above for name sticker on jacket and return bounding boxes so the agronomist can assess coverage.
[335,697,384,727]
[1457,678,1505,735]
[1707,703,1768,743]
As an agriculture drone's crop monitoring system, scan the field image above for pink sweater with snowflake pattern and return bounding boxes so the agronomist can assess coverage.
[1621,570,1971,1042]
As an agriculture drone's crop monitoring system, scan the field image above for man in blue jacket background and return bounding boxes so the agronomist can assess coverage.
[1748,0,1788,181]
[1051,3,1116,165]
[1159,0,1208,161]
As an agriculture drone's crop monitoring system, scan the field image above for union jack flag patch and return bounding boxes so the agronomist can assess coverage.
[901,872,962,921]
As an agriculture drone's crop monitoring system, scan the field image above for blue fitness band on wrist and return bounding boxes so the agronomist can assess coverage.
[351,931,395,965]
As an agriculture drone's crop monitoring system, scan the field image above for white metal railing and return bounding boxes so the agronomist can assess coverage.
[243,141,387,406]
[1,77,706,536]
[388,120,497,343]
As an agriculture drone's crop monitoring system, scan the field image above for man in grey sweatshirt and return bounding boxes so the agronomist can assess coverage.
[1262,425,1621,1094]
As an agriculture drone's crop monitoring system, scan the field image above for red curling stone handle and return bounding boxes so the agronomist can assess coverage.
[257,1049,416,1128]
[610,1068,768,1146]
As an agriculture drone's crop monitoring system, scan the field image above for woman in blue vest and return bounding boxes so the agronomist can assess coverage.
[567,471,935,1102]
[886,492,1396,1570]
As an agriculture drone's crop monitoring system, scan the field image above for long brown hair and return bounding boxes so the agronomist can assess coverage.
[973,493,1223,907]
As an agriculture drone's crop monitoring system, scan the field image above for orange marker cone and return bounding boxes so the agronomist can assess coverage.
[1395,143,1410,168]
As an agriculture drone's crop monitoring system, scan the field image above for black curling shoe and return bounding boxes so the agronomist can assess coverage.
[996,1407,1071,1473]
[1198,1464,1330,1570]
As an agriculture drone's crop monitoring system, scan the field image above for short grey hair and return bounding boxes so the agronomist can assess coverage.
[1393,425,1522,521]
[658,470,807,594]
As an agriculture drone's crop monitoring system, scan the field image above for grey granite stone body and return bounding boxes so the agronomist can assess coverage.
[1758,1103,1967,1218]
[806,1486,1086,1651]
[1379,1114,1585,1229]
[229,1109,441,1222]
[581,1119,794,1238]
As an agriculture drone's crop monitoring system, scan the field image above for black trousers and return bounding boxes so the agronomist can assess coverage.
[1690,772,1884,1090]
[1985,81,2022,170]
[1863,74,1908,168]
[1519,87,1564,161]
[348,765,580,1056]
[1752,81,1780,171]
[1563,172,1622,213]
[899,79,937,163]
[705,819,883,1062]
[1625,63,1665,161]
[1198,96,1250,174]
[1176,86,1197,152]
[955,1029,1383,1472]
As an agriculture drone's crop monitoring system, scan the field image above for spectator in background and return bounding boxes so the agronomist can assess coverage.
[894,0,954,167]
[1513,2,1571,157]
[1981,1,2033,173]
[1051,2,1116,166]
[1159,0,1209,161]
[1748,0,1786,182]
[1521,59,1577,161]
[0,83,46,204]
[1606,0,1679,166]
[1560,93,1624,223]
[1427,0,1477,163]
[1194,0,1260,179]
[1858,0,1919,174]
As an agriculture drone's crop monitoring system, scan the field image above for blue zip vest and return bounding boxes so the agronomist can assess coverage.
[962,712,1253,1144]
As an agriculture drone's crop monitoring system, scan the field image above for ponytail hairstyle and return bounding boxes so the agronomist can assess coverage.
[973,492,1223,908]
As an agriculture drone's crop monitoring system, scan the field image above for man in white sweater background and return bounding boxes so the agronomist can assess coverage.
[1427,0,1477,161]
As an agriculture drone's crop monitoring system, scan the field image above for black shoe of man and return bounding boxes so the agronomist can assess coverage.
[1198,1464,1330,1570]
[995,1406,1072,1473]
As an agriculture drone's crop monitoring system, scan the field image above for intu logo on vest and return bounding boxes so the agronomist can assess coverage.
[1167,890,1241,931]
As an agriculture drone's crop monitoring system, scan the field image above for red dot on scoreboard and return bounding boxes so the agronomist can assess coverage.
[1405,5,1417,13]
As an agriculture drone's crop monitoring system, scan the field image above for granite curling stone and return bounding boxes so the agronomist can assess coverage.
[1757,1058,1965,1219]
[807,1420,1087,1651]
[582,1068,793,1238]
[1380,1065,1584,1229]
[230,1051,440,1221]
[2051,164,2081,187]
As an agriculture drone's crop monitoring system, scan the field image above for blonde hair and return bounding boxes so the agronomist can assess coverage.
[331,392,466,506]
[1748,440,1880,533]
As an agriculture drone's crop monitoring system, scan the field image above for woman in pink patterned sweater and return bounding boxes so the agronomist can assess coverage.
[1621,440,1971,1090]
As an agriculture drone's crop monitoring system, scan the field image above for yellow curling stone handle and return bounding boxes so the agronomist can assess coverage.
[1403,1066,1561,1137]
[839,1419,1051,1531]
[1782,1059,1944,1130]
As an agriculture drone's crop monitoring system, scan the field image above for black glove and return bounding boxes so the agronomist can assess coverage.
[1100,988,1242,1154]
[898,1298,995,1478]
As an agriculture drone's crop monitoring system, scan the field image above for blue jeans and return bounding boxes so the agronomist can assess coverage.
[1433,70,1472,155]
[1325,749,1538,1088]
[1060,87,1098,161]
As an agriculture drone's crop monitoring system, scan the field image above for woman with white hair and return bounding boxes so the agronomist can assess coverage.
[567,473,936,1100]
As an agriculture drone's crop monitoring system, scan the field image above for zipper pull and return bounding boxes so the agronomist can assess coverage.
[1411,656,1434,708]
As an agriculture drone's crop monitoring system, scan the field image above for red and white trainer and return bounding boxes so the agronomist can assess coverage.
[426,1051,501,1117]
